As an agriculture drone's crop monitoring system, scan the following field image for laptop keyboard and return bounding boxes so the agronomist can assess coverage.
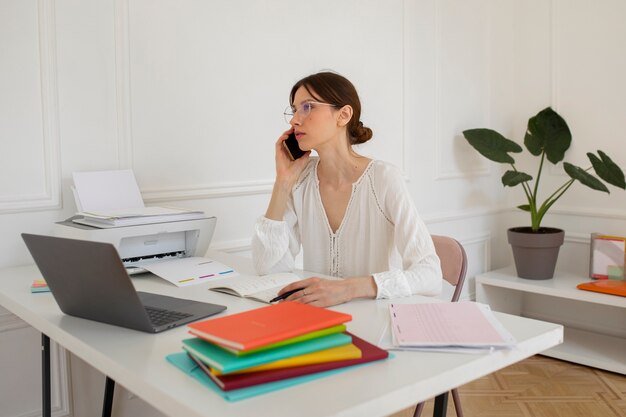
[145,306,192,326]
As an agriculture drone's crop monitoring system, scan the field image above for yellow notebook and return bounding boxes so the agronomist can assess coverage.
[210,343,362,375]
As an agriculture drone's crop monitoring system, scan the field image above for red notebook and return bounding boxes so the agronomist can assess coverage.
[187,302,352,351]
[188,332,389,391]
[577,280,626,297]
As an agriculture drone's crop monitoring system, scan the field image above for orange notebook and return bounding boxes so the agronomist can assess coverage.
[577,280,626,297]
[187,302,352,351]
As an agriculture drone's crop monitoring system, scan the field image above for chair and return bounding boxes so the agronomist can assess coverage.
[413,235,468,417]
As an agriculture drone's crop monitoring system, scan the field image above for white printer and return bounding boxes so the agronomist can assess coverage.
[55,216,216,275]
[57,169,217,275]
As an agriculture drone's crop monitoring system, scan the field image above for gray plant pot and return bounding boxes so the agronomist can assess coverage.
[507,227,565,280]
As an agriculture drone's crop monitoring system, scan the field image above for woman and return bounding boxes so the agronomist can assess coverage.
[252,72,442,307]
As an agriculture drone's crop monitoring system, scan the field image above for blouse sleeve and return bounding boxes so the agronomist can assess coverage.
[371,165,443,299]
[251,197,301,275]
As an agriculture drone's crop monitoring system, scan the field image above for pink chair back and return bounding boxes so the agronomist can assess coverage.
[431,235,467,302]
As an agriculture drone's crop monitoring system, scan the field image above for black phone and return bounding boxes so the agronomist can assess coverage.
[282,132,306,160]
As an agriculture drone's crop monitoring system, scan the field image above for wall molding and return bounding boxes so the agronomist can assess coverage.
[547,0,563,178]
[550,0,559,111]
[113,0,276,201]
[0,0,61,214]
[465,233,492,295]
[114,0,134,170]
[116,1,410,201]
[210,238,253,254]
[421,205,509,225]
[460,232,492,274]
[142,179,275,203]
[425,204,626,228]
[545,205,626,221]
[400,0,409,176]
[42,341,72,417]
[487,204,626,222]
[434,0,491,180]
[563,231,591,245]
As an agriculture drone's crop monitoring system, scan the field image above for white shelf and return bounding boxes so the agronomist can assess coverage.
[541,326,626,374]
[478,266,626,308]
[476,267,626,375]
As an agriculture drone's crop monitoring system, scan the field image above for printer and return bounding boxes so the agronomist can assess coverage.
[56,169,218,274]
[54,216,216,275]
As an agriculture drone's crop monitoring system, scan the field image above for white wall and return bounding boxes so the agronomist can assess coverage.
[506,0,626,276]
[1,1,625,416]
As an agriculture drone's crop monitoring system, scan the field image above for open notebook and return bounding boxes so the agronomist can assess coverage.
[209,273,340,304]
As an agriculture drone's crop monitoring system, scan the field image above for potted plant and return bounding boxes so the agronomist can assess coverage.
[463,107,625,279]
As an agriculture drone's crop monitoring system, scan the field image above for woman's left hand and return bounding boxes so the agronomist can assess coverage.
[277,276,377,307]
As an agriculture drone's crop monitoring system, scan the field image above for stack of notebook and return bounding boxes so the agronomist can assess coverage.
[30,279,50,293]
[166,302,389,401]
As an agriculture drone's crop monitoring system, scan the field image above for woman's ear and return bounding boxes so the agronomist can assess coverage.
[336,105,353,127]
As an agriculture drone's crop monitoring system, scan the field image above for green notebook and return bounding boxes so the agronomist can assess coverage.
[216,324,347,356]
[182,332,351,374]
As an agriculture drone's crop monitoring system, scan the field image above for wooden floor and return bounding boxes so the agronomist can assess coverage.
[390,355,626,417]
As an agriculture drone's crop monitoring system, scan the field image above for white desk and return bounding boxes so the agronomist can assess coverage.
[0,251,563,417]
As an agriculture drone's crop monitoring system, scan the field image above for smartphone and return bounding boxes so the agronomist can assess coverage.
[282,132,306,160]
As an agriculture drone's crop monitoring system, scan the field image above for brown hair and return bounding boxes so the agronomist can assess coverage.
[289,72,373,145]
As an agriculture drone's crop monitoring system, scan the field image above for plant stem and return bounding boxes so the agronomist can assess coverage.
[533,166,592,229]
[529,153,548,230]
[543,178,576,207]
[534,178,575,228]
[533,152,546,206]
[540,166,592,209]
[509,164,533,202]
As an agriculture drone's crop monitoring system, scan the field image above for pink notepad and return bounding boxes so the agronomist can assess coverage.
[389,302,514,347]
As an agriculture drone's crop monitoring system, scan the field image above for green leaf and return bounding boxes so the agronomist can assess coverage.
[463,128,522,164]
[524,107,572,164]
[587,151,626,189]
[517,204,531,212]
[502,170,532,187]
[563,162,609,193]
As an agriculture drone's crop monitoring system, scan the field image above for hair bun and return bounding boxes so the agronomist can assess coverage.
[350,121,373,145]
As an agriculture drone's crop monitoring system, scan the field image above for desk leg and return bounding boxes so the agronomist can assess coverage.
[102,377,116,417]
[433,392,448,417]
[42,334,51,417]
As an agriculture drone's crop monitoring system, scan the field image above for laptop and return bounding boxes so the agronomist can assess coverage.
[22,233,227,333]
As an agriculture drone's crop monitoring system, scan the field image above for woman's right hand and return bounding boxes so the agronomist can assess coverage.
[274,128,310,190]
[264,129,311,221]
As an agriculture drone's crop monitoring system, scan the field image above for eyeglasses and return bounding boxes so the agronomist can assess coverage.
[283,101,337,124]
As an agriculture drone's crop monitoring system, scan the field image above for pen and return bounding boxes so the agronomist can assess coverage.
[269,288,304,303]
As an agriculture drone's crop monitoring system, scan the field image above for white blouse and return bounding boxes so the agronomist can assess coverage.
[252,158,442,299]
